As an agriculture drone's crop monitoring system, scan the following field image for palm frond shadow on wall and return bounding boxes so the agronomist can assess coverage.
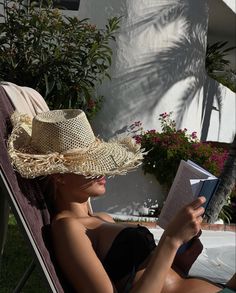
[111,0,220,141]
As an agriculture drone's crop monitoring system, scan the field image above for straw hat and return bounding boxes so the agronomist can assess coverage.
[7,109,143,178]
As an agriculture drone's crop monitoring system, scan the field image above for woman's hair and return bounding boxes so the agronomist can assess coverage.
[39,175,57,217]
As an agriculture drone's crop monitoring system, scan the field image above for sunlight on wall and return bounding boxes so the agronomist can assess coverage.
[207,86,236,143]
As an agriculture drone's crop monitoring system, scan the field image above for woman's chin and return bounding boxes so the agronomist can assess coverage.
[90,187,106,197]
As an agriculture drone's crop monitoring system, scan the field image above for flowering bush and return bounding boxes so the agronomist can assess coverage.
[131,112,228,190]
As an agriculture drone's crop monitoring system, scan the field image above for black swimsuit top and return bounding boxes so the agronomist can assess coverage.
[102,225,156,283]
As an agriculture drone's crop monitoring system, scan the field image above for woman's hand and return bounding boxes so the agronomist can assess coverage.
[164,196,206,248]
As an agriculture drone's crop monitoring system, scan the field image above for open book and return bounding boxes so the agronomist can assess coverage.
[158,160,220,230]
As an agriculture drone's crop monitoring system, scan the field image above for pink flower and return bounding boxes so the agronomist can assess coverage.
[147,129,156,134]
[160,112,168,119]
[191,131,198,139]
[134,121,142,127]
[130,121,142,131]
[134,135,142,144]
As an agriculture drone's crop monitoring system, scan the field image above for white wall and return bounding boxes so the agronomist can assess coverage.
[78,0,236,142]
[77,0,236,213]
[79,0,208,140]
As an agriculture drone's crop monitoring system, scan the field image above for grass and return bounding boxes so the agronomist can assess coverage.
[0,213,50,293]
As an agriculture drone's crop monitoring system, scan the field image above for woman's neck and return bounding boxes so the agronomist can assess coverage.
[56,200,90,218]
[55,188,91,218]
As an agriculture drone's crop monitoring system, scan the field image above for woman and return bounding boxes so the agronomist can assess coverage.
[8,109,236,293]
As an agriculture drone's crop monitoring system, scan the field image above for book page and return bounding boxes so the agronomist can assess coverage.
[187,160,217,178]
[158,160,210,229]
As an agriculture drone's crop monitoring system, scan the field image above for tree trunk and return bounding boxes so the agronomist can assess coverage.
[205,134,236,223]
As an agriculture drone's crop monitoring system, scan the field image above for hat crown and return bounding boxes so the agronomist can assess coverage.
[31,109,95,153]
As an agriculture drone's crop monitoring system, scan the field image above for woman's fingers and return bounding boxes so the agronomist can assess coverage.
[194,206,205,217]
[185,197,206,218]
[166,197,206,245]
[184,199,205,235]
[189,196,206,209]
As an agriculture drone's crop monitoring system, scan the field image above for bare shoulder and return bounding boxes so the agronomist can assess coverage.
[93,212,115,223]
[51,216,90,263]
[51,215,86,235]
[51,216,89,255]
[51,216,115,292]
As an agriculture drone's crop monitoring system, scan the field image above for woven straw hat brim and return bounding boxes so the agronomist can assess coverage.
[8,112,144,178]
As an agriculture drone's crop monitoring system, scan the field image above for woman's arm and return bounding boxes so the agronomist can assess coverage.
[52,217,116,293]
[130,197,206,293]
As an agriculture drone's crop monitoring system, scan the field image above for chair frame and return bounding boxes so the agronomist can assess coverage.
[0,83,64,292]
[0,167,58,292]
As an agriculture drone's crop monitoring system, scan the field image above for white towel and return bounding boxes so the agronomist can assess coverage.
[1,82,49,117]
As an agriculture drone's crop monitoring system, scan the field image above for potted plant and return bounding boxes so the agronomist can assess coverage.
[0,0,120,119]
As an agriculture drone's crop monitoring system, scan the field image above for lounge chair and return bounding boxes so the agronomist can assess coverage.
[0,85,68,292]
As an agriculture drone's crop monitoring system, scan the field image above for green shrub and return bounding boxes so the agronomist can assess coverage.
[0,0,120,118]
